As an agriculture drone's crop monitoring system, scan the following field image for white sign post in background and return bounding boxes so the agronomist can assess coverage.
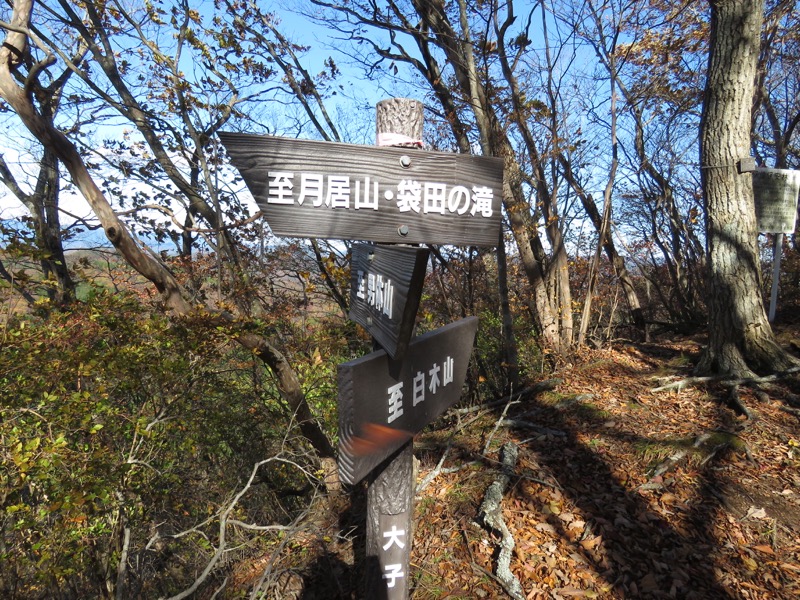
[752,167,800,321]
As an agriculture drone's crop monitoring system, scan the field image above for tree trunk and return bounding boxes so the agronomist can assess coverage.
[411,0,568,354]
[497,226,520,392]
[577,184,613,347]
[501,158,565,354]
[31,149,75,306]
[0,149,75,307]
[697,0,798,376]
[578,67,618,347]
[560,158,646,333]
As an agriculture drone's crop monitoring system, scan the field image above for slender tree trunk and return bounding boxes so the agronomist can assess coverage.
[629,97,701,325]
[31,149,75,306]
[560,158,646,333]
[411,0,568,353]
[577,185,613,347]
[496,225,520,392]
[575,0,648,336]
[0,140,74,307]
[502,164,565,353]
[578,69,618,346]
[697,0,797,376]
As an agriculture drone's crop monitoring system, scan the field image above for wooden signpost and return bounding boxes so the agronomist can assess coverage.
[223,97,503,599]
[218,132,503,246]
[338,317,478,597]
[349,243,429,360]
[338,316,479,486]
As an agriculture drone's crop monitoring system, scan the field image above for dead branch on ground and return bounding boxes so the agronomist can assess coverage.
[476,442,524,600]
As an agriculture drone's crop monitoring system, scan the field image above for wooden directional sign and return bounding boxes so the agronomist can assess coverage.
[349,243,429,361]
[218,132,503,246]
[337,317,478,485]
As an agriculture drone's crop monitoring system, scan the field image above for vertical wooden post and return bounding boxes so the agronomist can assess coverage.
[365,98,423,599]
[365,443,414,598]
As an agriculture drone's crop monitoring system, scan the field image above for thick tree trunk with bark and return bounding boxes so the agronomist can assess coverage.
[697,0,798,376]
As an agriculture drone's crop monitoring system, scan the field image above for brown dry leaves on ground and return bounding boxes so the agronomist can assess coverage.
[229,336,800,599]
[409,339,800,599]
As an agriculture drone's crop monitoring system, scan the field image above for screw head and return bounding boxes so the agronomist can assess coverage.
[398,225,409,236]
[400,155,412,168]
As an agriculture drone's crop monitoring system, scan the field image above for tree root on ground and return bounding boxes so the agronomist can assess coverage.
[723,384,752,419]
[651,366,800,394]
[650,375,720,393]
[651,367,800,421]
[780,405,800,418]
[652,378,753,418]
[476,442,524,600]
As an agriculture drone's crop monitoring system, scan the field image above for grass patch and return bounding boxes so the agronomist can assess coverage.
[574,358,616,373]
[539,391,586,407]
[635,431,750,474]
[635,437,697,464]
[651,352,694,377]
[586,437,606,449]
[667,353,693,368]
[571,402,612,422]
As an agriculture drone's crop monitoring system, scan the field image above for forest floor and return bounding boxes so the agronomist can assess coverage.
[228,328,800,600]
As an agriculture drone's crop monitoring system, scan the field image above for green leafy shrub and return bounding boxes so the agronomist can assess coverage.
[0,288,321,598]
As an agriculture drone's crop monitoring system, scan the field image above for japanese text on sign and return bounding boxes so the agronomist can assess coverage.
[386,356,455,424]
[382,526,407,588]
[267,172,495,218]
[356,270,394,319]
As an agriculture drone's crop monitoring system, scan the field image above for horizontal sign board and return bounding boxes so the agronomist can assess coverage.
[337,317,478,485]
[753,168,800,233]
[218,133,503,246]
[349,243,429,360]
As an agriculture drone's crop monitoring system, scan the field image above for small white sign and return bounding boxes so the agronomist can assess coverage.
[753,168,800,233]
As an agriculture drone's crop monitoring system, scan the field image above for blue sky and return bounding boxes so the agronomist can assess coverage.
[0,0,387,244]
